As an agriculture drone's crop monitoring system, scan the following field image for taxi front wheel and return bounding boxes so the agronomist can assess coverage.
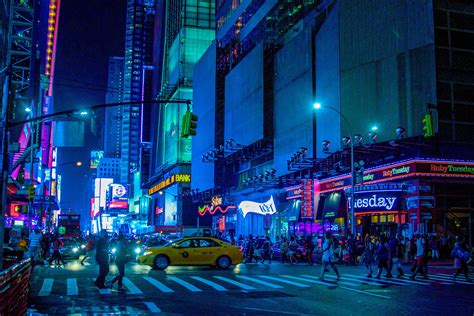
[153,255,169,270]
[216,255,231,269]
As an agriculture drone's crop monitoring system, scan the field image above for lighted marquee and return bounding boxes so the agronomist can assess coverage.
[148,174,191,195]
[319,159,474,193]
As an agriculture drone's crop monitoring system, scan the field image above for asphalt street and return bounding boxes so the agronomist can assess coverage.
[28,258,474,315]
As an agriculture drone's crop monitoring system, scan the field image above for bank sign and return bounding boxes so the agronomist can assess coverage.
[347,191,402,212]
[239,196,277,217]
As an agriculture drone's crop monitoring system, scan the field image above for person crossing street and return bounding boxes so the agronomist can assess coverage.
[94,230,110,289]
[108,234,127,291]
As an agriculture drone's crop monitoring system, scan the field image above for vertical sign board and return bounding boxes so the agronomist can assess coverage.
[300,179,313,219]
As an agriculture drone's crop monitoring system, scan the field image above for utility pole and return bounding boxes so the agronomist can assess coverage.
[0,66,11,269]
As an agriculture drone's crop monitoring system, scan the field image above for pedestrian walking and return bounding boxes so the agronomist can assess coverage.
[363,238,376,277]
[94,230,110,289]
[288,236,298,264]
[452,238,472,282]
[410,234,429,280]
[108,234,127,291]
[430,236,439,261]
[261,236,272,264]
[28,229,42,262]
[281,237,288,264]
[81,236,96,265]
[305,235,315,265]
[374,235,391,279]
[40,234,50,263]
[319,232,340,281]
[49,236,66,266]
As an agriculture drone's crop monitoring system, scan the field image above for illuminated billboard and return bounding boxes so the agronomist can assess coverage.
[94,178,113,208]
[90,150,104,169]
[110,184,129,200]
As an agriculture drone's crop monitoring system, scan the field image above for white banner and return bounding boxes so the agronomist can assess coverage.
[238,196,277,217]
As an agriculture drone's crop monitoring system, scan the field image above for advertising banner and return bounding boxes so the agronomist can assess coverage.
[238,196,277,217]
[347,190,403,212]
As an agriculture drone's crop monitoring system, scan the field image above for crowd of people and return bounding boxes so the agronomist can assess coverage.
[236,231,472,282]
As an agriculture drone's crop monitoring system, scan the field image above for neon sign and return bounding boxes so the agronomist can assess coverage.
[198,205,236,216]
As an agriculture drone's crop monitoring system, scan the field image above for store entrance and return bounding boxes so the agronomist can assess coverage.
[358,213,404,238]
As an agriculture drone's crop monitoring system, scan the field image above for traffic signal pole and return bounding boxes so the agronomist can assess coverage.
[0,98,191,270]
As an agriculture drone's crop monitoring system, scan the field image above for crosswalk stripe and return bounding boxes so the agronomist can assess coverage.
[396,275,452,286]
[300,274,361,287]
[429,274,473,284]
[143,277,174,293]
[123,277,143,294]
[98,288,112,295]
[343,274,408,286]
[168,276,202,292]
[38,278,53,296]
[321,274,387,287]
[144,302,161,313]
[190,277,228,291]
[66,278,78,296]
[213,276,256,290]
[438,273,474,279]
[257,275,309,287]
[283,275,334,286]
[236,275,283,289]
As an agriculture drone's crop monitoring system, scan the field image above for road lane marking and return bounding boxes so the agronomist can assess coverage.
[319,274,392,287]
[190,276,228,291]
[257,275,309,287]
[144,302,161,313]
[297,274,360,287]
[235,275,283,289]
[168,276,202,292]
[213,276,256,290]
[38,278,53,296]
[67,278,78,296]
[123,277,143,294]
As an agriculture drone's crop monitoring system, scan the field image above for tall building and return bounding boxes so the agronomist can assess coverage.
[121,0,154,187]
[191,1,474,242]
[145,0,215,232]
[104,57,124,159]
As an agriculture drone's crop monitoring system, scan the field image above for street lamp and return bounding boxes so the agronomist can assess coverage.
[314,102,356,236]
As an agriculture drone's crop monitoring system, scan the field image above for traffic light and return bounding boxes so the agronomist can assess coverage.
[422,114,434,138]
[27,185,35,200]
[180,111,198,138]
[188,112,198,136]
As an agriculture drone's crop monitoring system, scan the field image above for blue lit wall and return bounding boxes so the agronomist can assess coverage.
[338,0,437,141]
[191,43,216,191]
[224,44,264,146]
[273,27,313,175]
[315,3,341,158]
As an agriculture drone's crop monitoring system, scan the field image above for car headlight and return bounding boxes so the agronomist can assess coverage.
[135,248,141,254]
[80,245,86,249]
[72,247,78,253]
[111,248,116,254]
[143,251,153,256]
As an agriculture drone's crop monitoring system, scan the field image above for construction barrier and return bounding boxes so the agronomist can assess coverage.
[0,259,32,316]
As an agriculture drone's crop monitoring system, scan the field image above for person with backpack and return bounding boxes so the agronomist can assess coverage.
[261,236,273,264]
[452,237,472,282]
[319,232,340,281]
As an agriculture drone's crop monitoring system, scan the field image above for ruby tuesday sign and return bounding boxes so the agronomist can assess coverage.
[347,191,401,211]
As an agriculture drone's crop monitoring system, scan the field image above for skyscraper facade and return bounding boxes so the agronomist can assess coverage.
[104,56,124,159]
[145,0,215,231]
[121,0,156,187]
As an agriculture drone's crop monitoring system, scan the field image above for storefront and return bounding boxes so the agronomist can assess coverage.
[317,158,474,239]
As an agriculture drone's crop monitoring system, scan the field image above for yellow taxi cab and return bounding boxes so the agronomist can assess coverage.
[137,237,242,270]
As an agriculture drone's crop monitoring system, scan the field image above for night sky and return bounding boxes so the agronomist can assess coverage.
[54,0,126,228]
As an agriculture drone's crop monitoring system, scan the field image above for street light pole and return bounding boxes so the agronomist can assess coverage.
[313,103,356,236]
